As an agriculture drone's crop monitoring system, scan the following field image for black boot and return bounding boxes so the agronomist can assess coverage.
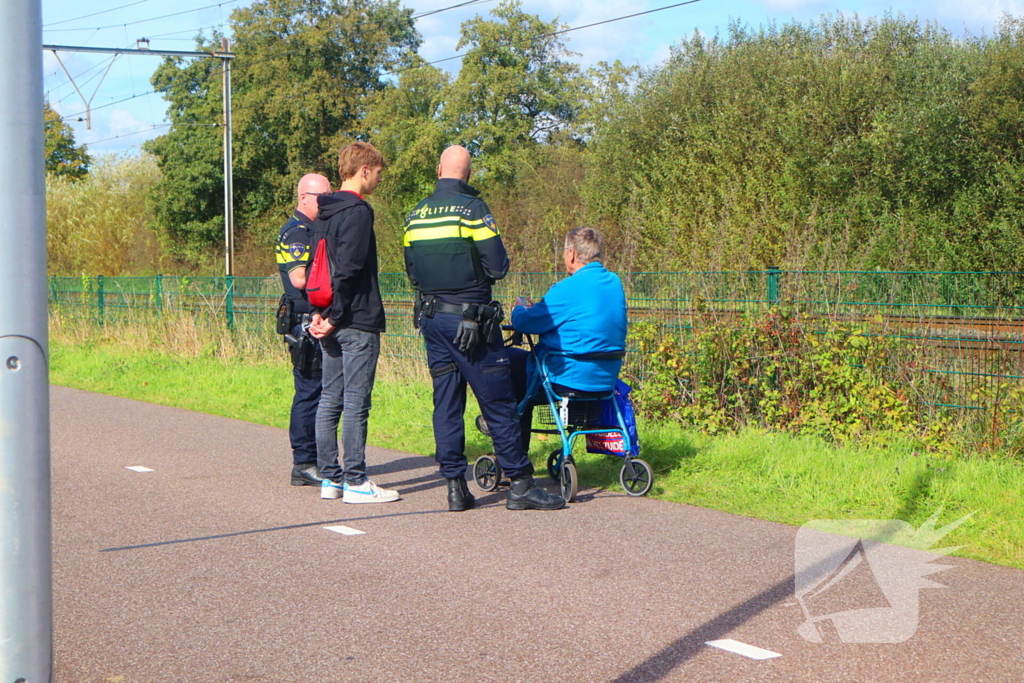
[291,463,324,486]
[447,477,475,512]
[506,476,565,511]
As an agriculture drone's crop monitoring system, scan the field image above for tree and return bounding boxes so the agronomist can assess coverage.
[145,0,420,268]
[444,0,583,183]
[44,100,90,179]
[362,59,451,269]
[144,37,226,263]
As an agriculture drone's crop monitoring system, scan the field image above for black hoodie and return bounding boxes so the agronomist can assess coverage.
[311,190,385,333]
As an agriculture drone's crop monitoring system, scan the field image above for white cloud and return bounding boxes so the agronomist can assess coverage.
[108,109,147,137]
[521,0,655,67]
[762,0,830,9]
[752,0,1024,36]
[74,108,163,154]
[932,0,1024,31]
[413,0,661,72]
[646,41,675,69]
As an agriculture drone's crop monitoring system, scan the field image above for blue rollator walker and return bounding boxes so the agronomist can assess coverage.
[473,328,654,503]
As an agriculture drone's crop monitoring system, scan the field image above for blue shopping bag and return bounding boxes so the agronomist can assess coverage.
[585,379,640,457]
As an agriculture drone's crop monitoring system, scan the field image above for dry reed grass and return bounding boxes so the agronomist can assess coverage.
[49,304,431,383]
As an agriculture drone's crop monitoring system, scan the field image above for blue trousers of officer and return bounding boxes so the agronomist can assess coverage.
[421,312,533,480]
[289,323,322,467]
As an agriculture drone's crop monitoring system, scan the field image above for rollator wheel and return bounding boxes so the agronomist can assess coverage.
[560,459,578,503]
[475,414,491,437]
[546,450,562,481]
[620,458,653,497]
[474,455,501,492]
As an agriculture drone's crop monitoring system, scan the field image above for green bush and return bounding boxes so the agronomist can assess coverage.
[627,310,1022,454]
[582,13,1024,273]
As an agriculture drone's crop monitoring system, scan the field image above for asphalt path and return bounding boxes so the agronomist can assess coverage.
[52,386,1024,682]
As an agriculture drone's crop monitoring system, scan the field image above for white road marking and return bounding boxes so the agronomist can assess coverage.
[705,639,781,660]
[125,466,154,473]
[324,525,366,536]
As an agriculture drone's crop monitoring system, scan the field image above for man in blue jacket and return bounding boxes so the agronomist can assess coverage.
[509,227,628,450]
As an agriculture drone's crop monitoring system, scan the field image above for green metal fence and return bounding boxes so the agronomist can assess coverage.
[48,271,1024,410]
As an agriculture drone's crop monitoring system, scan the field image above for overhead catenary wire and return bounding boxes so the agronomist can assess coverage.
[44,0,158,28]
[427,0,705,66]
[201,0,497,82]
[50,39,157,111]
[61,89,160,121]
[61,0,494,121]
[74,0,704,140]
[414,0,493,19]
[47,53,119,102]
[147,24,225,39]
[220,0,704,117]
[48,25,222,95]
[84,123,169,144]
[44,0,240,33]
[45,27,101,81]
[87,122,219,145]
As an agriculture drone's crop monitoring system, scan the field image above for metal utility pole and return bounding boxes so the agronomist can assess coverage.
[44,43,236,276]
[3,0,53,680]
[51,52,117,130]
[222,37,235,277]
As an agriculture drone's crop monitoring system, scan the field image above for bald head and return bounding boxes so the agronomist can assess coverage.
[296,173,332,220]
[438,145,472,182]
[298,173,331,197]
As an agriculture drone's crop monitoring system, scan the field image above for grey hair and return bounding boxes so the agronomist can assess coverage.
[564,227,602,264]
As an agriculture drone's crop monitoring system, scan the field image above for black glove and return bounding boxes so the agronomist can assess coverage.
[454,319,480,353]
[454,303,480,352]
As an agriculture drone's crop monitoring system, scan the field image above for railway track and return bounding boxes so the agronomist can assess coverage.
[56,290,1024,349]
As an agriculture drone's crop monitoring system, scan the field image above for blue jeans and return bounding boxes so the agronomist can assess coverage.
[315,327,380,485]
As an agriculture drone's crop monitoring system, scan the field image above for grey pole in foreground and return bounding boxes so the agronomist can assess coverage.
[222,37,235,277]
[0,0,53,680]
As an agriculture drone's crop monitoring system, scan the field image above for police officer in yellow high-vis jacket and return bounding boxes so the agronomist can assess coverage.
[276,173,331,487]
[404,145,565,513]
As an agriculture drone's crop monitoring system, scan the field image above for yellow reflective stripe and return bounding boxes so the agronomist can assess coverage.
[276,242,309,264]
[461,218,486,227]
[406,215,464,227]
[404,225,464,245]
[466,226,498,241]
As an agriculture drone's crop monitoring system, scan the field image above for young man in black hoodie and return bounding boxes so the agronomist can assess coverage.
[308,142,398,504]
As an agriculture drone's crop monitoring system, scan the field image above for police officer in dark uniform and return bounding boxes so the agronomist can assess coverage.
[276,173,332,487]
[404,146,565,512]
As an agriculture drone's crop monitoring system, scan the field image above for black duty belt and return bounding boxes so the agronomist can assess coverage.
[427,299,501,320]
[431,300,471,316]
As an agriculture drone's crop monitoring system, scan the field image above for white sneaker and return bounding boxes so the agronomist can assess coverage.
[321,479,344,500]
[342,479,400,504]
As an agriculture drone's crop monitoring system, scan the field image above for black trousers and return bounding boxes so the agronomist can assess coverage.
[289,324,322,466]
[507,347,537,453]
[421,312,533,480]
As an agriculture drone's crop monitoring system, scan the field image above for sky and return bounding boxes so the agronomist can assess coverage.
[41,0,1024,155]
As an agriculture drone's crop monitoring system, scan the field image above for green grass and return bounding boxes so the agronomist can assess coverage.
[51,341,1024,569]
